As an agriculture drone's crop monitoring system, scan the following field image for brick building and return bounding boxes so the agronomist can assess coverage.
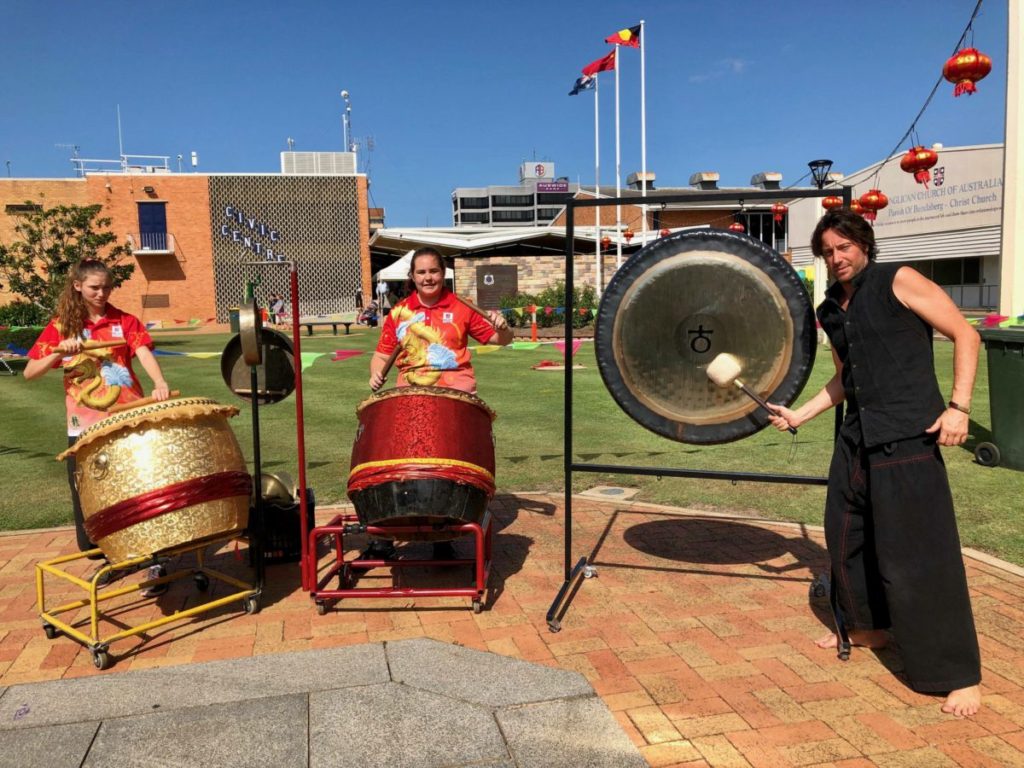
[0,154,373,325]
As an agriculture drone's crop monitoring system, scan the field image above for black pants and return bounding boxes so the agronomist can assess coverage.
[825,432,981,693]
[65,436,98,552]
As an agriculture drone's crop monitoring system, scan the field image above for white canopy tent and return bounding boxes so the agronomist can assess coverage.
[375,249,454,281]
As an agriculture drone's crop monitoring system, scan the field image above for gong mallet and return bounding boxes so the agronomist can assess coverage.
[705,353,797,435]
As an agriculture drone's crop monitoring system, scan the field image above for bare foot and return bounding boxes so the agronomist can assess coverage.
[941,685,981,717]
[814,628,888,649]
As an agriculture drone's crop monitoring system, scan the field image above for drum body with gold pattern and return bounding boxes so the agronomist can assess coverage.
[59,398,251,562]
[347,386,496,540]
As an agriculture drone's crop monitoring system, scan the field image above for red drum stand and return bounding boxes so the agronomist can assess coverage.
[307,512,492,614]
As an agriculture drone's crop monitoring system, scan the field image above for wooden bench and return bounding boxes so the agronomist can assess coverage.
[301,321,354,336]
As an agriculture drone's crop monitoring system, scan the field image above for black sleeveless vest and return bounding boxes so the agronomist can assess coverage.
[816,262,945,447]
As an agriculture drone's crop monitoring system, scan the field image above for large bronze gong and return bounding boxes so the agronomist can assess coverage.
[595,229,816,444]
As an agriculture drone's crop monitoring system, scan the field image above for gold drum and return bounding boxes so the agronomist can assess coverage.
[59,398,251,563]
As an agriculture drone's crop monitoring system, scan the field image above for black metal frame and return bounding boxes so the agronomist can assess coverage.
[546,186,852,632]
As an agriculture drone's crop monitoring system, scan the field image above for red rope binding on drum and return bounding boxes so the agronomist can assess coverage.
[84,470,253,543]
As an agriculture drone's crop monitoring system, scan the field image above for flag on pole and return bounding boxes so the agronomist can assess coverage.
[568,74,595,96]
[582,49,616,76]
[605,24,641,48]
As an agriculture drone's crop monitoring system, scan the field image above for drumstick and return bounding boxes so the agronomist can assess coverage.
[705,353,797,435]
[372,345,402,391]
[455,294,498,324]
[82,339,127,351]
[107,390,181,414]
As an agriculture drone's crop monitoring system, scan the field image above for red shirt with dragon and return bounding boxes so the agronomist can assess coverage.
[376,288,497,393]
[29,305,153,436]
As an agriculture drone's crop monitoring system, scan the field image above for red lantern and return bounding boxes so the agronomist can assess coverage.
[578,307,589,317]
[849,198,864,216]
[600,235,611,251]
[728,221,745,233]
[623,228,634,243]
[943,47,992,97]
[900,146,938,187]
[858,188,889,222]
[822,195,843,211]
[771,202,788,222]
[659,228,671,237]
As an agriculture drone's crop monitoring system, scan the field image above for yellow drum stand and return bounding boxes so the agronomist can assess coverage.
[36,534,258,670]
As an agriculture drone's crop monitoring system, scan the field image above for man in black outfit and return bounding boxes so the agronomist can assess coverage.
[769,208,982,717]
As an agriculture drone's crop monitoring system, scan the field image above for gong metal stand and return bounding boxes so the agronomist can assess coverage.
[240,261,313,591]
[547,186,851,633]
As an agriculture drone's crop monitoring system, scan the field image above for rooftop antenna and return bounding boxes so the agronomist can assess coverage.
[287,137,295,150]
[55,143,81,175]
[117,105,124,157]
[191,151,199,171]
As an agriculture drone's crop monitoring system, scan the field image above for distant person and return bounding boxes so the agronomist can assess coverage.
[768,208,982,718]
[376,278,389,310]
[355,287,364,310]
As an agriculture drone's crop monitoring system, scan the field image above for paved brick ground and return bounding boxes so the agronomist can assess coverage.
[3,492,1024,768]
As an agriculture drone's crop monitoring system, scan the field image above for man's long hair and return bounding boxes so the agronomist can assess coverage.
[811,209,878,261]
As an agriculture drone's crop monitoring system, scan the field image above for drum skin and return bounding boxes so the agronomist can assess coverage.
[595,229,816,445]
[61,398,251,562]
[348,386,496,540]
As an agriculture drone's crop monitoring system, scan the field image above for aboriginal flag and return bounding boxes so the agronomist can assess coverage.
[605,24,641,48]
[582,49,616,76]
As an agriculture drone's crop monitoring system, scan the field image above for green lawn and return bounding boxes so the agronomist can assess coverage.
[2,326,1021,564]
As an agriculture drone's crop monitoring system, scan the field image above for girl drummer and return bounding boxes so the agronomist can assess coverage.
[25,259,171,555]
[369,247,513,393]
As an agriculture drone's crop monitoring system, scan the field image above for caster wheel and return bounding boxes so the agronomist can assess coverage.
[315,601,328,616]
[583,565,597,579]
[92,649,112,670]
[243,596,260,615]
[193,573,210,592]
[472,600,483,614]
[43,623,59,640]
[547,620,561,633]
[975,441,1001,467]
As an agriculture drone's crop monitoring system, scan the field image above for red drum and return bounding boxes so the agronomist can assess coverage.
[347,386,496,540]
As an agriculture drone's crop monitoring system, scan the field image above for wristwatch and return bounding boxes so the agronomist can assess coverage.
[948,400,971,415]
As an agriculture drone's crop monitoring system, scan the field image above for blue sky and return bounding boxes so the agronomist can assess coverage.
[2,1,1007,227]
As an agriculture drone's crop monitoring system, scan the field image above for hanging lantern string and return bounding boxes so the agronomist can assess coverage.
[870,0,986,187]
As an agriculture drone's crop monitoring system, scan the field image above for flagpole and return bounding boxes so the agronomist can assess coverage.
[614,46,622,270]
[594,76,602,296]
[639,19,647,246]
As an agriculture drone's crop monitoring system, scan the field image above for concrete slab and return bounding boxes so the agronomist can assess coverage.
[84,693,307,768]
[310,682,508,768]
[0,644,387,729]
[497,696,647,768]
[387,637,592,707]
[0,722,98,768]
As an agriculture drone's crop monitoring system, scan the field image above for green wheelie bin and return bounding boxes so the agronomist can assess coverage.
[975,328,1024,471]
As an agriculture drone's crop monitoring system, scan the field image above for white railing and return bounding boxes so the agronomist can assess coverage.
[128,233,176,254]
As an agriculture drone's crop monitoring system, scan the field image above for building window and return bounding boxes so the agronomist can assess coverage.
[137,202,168,250]
[4,203,42,215]
[492,210,535,223]
[458,212,490,224]
[458,196,490,209]
[491,194,534,207]
[537,208,562,220]
[536,193,572,205]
